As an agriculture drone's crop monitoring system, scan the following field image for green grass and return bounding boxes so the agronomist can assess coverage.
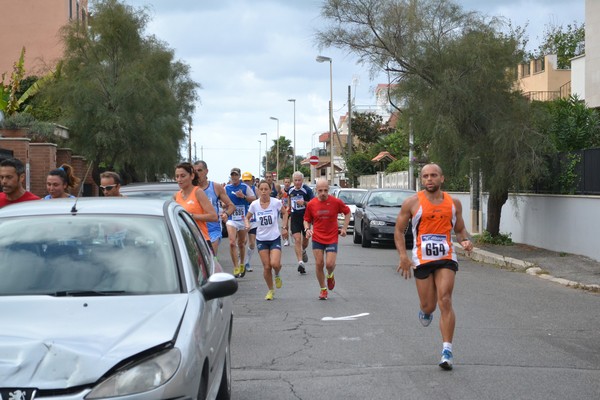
[473,231,513,246]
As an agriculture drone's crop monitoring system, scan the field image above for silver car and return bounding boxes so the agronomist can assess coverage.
[0,198,237,400]
[333,188,367,232]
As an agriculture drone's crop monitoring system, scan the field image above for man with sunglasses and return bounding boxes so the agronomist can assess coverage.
[99,171,124,197]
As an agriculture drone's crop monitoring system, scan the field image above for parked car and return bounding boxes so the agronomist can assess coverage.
[353,188,415,248]
[120,181,178,200]
[121,182,228,238]
[0,198,237,400]
[332,188,367,232]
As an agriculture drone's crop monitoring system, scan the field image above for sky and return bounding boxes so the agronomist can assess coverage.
[121,0,585,183]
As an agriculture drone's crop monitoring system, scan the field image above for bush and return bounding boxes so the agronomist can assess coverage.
[474,230,513,245]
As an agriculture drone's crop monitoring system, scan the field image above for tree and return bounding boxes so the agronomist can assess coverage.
[545,95,600,152]
[266,136,293,180]
[534,23,585,69]
[317,0,551,236]
[42,0,199,182]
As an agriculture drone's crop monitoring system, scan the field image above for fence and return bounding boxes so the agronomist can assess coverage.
[358,171,410,189]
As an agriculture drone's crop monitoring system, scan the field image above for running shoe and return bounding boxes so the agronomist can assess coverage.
[319,289,328,300]
[418,310,433,327]
[233,265,241,277]
[245,262,253,272]
[302,249,308,263]
[275,275,282,289]
[283,239,289,246]
[439,349,453,370]
[239,264,246,278]
[297,262,306,274]
[327,273,335,290]
[265,290,274,301]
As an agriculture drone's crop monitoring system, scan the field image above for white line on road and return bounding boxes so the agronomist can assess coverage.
[321,312,370,321]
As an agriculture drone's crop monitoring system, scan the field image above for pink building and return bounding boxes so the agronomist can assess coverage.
[0,0,88,76]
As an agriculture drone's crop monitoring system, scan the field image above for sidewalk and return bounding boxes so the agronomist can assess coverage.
[454,242,600,293]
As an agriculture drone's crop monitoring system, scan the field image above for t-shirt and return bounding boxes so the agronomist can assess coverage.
[225,182,253,222]
[248,197,283,241]
[411,191,457,267]
[0,191,41,208]
[43,194,76,199]
[288,184,314,217]
[304,195,350,245]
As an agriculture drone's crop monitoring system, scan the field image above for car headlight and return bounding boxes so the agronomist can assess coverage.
[370,220,386,226]
[86,348,181,398]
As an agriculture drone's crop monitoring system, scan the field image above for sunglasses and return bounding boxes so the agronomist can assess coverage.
[100,185,117,191]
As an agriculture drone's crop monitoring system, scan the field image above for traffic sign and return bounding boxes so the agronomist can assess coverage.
[309,155,319,166]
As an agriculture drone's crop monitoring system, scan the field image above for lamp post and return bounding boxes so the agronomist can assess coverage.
[260,132,268,177]
[258,140,262,177]
[288,99,296,172]
[269,116,279,181]
[316,55,334,184]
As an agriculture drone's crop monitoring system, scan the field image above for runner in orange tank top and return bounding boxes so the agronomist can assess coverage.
[173,163,218,244]
[394,163,473,371]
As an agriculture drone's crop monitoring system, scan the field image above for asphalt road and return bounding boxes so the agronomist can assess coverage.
[217,235,600,400]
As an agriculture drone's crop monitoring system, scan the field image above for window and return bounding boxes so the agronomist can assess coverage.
[176,212,209,285]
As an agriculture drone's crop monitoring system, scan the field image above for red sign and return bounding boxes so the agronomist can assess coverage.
[309,155,319,166]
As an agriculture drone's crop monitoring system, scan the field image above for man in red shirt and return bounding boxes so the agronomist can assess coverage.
[0,158,40,208]
[303,178,350,300]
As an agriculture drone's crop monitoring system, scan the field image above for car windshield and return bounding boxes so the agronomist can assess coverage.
[367,191,413,207]
[0,215,179,296]
[337,190,366,205]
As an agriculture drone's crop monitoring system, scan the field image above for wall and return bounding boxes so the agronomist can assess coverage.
[586,0,600,108]
[450,192,600,262]
[0,0,88,76]
[571,55,585,100]
[355,170,600,261]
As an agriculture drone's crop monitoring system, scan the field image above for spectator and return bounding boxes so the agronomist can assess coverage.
[0,158,40,207]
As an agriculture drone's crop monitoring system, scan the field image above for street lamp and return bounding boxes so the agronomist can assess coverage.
[269,116,279,181]
[258,140,262,178]
[288,99,296,172]
[316,55,334,184]
[260,132,268,177]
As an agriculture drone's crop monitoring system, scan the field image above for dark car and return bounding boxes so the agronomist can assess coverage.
[353,188,415,248]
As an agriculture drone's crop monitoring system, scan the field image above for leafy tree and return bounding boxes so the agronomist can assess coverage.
[351,112,394,145]
[266,136,293,180]
[545,95,600,152]
[317,0,552,236]
[534,23,585,69]
[42,0,199,182]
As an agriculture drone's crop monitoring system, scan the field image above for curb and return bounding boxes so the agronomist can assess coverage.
[454,243,600,293]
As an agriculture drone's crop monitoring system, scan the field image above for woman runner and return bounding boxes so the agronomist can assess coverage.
[245,180,286,300]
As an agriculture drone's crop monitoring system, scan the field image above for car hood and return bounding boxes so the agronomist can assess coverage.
[0,295,187,388]
[367,206,401,222]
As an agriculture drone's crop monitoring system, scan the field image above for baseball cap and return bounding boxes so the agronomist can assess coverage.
[230,167,241,175]
[242,171,253,181]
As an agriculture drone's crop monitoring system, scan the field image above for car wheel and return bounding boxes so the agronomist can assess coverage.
[361,225,372,248]
[197,367,208,400]
[216,339,232,400]
[353,221,362,244]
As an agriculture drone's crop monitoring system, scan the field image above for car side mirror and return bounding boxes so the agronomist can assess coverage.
[356,202,364,208]
[201,272,238,301]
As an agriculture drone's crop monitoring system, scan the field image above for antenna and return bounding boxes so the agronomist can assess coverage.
[70,161,94,213]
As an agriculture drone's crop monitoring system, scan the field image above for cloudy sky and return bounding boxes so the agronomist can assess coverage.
[122,0,585,183]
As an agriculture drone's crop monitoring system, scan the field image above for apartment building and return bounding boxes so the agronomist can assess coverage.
[0,0,88,77]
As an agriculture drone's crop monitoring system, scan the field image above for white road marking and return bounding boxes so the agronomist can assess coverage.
[321,312,370,321]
